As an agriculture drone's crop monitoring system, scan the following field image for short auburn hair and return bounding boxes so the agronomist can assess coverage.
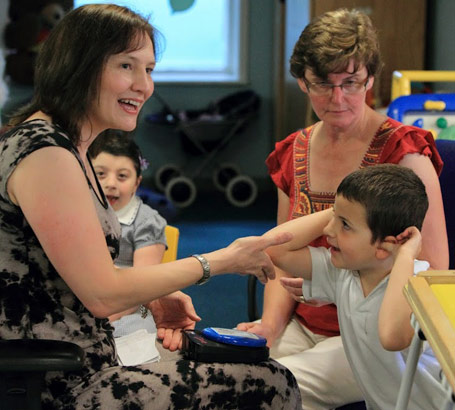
[290,8,382,80]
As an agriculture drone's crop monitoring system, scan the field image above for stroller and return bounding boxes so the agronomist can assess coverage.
[147,90,261,208]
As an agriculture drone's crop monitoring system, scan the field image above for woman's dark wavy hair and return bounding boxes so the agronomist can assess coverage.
[8,4,157,146]
[290,8,383,80]
[337,164,428,243]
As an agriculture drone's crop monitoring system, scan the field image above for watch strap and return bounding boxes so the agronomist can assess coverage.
[192,254,211,285]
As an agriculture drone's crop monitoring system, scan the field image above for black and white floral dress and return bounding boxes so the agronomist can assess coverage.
[0,120,300,409]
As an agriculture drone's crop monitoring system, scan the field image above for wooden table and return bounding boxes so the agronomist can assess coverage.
[396,271,455,410]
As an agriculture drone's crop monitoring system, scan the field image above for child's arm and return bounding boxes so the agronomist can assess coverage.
[264,208,333,280]
[133,244,166,266]
[378,227,422,351]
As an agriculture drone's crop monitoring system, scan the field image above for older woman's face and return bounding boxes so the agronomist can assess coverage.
[89,34,156,135]
[298,60,373,130]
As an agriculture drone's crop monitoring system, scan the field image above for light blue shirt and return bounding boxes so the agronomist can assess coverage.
[112,196,167,337]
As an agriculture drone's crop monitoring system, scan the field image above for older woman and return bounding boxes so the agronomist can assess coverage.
[238,8,448,409]
[0,4,301,409]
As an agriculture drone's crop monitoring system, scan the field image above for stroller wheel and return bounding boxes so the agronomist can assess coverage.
[212,163,241,191]
[165,176,197,208]
[155,164,182,192]
[225,175,258,208]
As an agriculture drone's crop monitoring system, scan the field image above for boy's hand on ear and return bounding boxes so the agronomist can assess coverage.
[396,226,422,259]
[379,238,399,256]
[381,227,422,260]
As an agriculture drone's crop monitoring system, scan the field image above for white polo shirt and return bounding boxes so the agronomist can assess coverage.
[304,246,446,410]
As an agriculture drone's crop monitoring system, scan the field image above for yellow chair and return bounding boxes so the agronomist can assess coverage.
[162,225,179,263]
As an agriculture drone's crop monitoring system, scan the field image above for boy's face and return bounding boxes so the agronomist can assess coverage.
[92,152,141,211]
[323,194,379,273]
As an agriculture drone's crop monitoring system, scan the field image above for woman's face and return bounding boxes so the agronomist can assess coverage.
[298,61,374,130]
[93,152,141,211]
[89,35,156,135]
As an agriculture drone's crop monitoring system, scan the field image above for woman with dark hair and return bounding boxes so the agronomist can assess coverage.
[238,8,447,409]
[0,4,300,409]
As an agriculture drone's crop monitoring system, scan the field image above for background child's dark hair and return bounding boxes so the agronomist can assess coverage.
[337,164,429,243]
[89,129,145,177]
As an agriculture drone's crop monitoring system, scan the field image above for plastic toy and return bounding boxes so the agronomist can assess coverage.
[387,93,455,140]
[391,70,455,102]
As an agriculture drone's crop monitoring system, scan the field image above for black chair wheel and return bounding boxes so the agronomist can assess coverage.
[155,164,182,192]
[225,175,258,207]
[212,163,241,191]
[165,176,197,208]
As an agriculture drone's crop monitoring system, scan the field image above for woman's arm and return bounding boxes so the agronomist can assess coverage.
[109,244,166,322]
[399,153,449,269]
[8,147,289,318]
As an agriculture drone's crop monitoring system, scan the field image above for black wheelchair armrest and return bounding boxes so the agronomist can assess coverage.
[0,340,84,410]
[0,339,84,372]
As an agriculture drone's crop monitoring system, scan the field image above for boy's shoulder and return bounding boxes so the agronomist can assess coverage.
[133,198,167,233]
[308,246,350,279]
[136,198,166,222]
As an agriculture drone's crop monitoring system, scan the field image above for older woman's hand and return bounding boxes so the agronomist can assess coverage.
[279,277,304,301]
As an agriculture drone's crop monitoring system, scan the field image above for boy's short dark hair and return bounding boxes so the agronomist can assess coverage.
[89,130,143,177]
[337,164,429,243]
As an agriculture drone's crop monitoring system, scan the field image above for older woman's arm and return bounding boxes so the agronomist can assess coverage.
[399,153,449,270]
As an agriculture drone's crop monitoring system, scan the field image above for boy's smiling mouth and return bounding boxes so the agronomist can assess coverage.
[106,195,119,206]
[330,246,341,255]
[326,238,340,252]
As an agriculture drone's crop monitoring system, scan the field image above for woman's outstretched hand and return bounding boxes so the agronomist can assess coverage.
[211,232,293,284]
[149,291,200,351]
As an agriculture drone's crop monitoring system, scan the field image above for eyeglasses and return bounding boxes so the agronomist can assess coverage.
[303,77,370,96]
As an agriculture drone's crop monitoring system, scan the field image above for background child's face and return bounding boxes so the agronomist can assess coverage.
[323,195,379,273]
[92,152,141,211]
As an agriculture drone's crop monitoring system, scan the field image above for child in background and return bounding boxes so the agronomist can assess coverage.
[89,130,200,364]
[264,164,446,410]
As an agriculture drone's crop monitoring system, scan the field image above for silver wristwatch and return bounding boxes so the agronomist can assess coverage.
[192,254,211,285]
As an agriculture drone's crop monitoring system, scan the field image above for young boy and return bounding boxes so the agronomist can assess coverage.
[265,164,446,409]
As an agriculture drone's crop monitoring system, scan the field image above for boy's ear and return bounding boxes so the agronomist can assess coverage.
[375,236,397,259]
[135,175,142,190]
